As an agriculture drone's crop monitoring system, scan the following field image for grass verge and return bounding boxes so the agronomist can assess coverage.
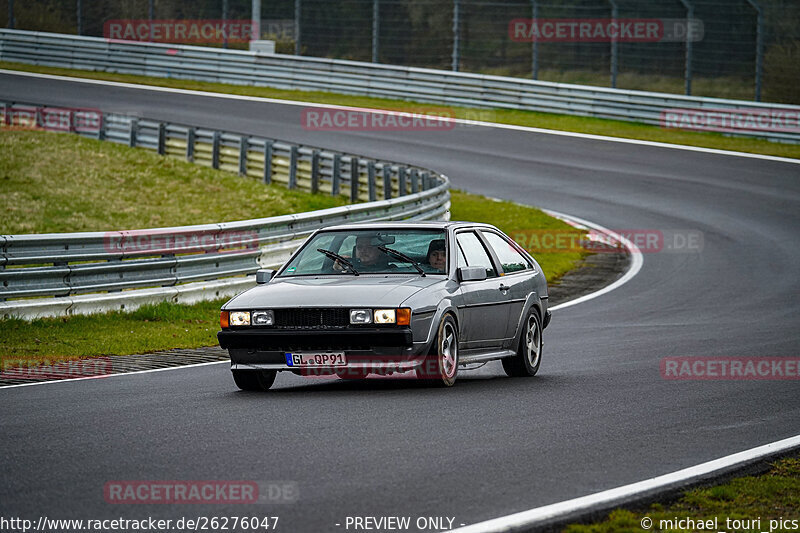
[0,128,348,234]
[564,456,800,533]
[2,61,798,160]
[0,131,584,364]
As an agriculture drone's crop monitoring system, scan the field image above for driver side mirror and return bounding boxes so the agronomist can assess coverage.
[457,266,487,282]
[255,269,277,284]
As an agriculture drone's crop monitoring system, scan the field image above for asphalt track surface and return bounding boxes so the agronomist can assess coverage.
[1,72,799,531]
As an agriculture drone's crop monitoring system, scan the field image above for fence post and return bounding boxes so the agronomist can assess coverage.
[128,118,138,147]
[157,123,166,155]
[288,145,298,189]
[383,165,392,199]
[222,0,229,49]
[186,128,195,161]
[332,154,341,196]
[238,136,249,176]
[678,0,694,95]
[295,0,302,56]
[452,0,460,72]
[211,131,221,169]
[367,161,377,201]
[350,157,360,202]
[372,0,380,63]
[8,0,14,29]
[263,141,273,184]
[745,0,763,101]
[311,150,320,193]
[531,0,538,80]
[608,0,618,88]
[398,167,407,197]
[76,0,82,35]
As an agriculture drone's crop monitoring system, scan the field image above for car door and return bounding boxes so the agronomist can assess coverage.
[480,230,536,343]
[455,230,511,350]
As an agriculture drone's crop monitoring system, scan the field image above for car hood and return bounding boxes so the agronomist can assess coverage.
[225,275,446,309]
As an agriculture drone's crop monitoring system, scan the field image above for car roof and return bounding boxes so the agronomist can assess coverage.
[322,220,498,231]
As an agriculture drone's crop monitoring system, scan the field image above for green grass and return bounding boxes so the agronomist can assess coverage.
[0,299,225,368]
[2,61,798,160]
[0,128,348,234]
[564,456,800,533]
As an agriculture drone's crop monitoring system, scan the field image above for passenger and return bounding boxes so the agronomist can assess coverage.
[426,239,447,272]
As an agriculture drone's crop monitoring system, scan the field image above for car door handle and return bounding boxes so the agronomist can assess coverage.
[499,284,510,291]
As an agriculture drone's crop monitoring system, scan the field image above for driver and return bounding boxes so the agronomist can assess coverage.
[334,235,394,272]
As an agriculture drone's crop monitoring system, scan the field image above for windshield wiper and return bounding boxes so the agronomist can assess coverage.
[317,248,359,275]
[378,246,426,276]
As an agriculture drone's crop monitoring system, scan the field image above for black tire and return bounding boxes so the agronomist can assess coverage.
[416,314,459,387]
[232,370,277,391]
[502,309,542,377]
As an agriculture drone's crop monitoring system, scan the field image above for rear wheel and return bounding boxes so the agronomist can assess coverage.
[502,310,542,377]
[232,370,277,391]
[416,314,459,387]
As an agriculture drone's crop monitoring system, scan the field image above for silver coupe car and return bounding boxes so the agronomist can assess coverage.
[217,221,550,389]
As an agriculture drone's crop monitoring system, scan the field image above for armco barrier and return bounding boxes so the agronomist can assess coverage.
[0,29,798,143]
[0,102,450,320]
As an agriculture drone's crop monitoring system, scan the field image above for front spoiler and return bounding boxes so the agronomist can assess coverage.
[218,328,414,350]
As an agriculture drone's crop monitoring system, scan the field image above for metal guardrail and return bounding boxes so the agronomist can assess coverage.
[1,29,798,143]
[0,102,450,319]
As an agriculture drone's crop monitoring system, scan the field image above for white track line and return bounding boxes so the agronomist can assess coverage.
[545,209,644,311]
[0,360,228,390]
[2,69,798,165]
[451,434,800,532]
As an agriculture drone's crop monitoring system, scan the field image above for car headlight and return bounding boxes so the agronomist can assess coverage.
[252,310,274,326]
[374,309,396,324]
[350,309,372,324]
[229,311,251,326]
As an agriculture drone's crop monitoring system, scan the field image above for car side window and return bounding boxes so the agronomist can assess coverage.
[481,231,531,274]
[456,232,497,278]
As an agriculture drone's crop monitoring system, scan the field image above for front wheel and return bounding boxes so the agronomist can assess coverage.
[502,309,542,377]
[232,370,277,391]
[416,314,459,386]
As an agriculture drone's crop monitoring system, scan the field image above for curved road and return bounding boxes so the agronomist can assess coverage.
[1,72,799,530]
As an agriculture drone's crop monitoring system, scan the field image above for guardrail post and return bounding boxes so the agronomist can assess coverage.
[410,169,419,193]
[421,172,430,190]
[398,167,407,197]
[383,165,392,199]
[746,0,763,101]
[211,131,221,169]
[98,113,106,141]
[678,0,694,95]
[531,0,538,80]
[263,141,273,184]
[451,0,460,72]
[128,118,138,147]
[367,161,377,201]
[288,145,298,189]
[350,157,360,202]
[608,0,618,88]
[372,0,380,63]
[332,154,341,196]
[186,128,195,162]
[157,123,166,155]
[311,150,320,193]
[238,136,248,176]
[294,0,301,56]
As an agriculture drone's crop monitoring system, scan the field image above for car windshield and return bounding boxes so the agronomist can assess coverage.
[280,229,448,276]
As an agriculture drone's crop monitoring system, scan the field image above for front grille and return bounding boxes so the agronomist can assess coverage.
[274,308,350,328]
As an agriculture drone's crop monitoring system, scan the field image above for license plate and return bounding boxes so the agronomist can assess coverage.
[285,352,347,367]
